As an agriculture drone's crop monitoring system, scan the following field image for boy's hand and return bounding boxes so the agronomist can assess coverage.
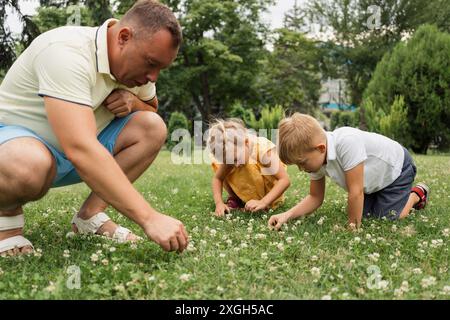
[245,199,268,212]
[268,212,290,231]
[215,203,231,217]
[103,89,136,118]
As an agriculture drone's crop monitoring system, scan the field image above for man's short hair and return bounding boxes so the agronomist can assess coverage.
[121,0,182,48]
[278,113,326,165]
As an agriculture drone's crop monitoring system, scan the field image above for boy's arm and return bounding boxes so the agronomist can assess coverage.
[268,177,325,230]
[246,149,290,211]
[344,163,364,228]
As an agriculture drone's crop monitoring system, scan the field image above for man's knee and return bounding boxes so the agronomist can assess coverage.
[134,111,168,146]
[0,138,56,203]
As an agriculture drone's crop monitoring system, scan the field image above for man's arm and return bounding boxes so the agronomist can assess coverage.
[344,163,364,229]
[44,97,188,252]
[268,177,325,230]
[103,90,158,117]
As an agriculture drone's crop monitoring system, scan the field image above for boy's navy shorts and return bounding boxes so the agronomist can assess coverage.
[363,147,417,220]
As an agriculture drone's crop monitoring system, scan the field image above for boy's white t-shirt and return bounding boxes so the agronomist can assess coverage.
[309,127,405,194]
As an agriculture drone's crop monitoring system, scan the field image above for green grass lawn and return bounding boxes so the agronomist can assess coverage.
[0,151,449,299]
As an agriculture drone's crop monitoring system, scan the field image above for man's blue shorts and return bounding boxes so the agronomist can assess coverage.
[0,113,137,188]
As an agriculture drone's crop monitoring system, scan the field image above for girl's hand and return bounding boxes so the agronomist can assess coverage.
[245,199,268,212]
[268,212,290,231]
[215,203,231,217]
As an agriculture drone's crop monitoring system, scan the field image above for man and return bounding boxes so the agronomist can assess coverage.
[0,0,189,256]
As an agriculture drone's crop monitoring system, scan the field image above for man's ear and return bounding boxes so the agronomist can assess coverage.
[118,27,133,46]
[316,143,326,153]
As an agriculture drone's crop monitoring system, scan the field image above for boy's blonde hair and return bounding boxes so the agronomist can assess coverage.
[278,113,326,165]
[207,118,247,163]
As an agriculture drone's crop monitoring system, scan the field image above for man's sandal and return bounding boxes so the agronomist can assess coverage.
[411,183,430,210]
[0,215,34,255]
[71,212,142,243]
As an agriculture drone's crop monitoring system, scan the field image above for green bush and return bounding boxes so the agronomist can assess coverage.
[330,111,359,130]
[167,112,190,150]
[227,104,285,141]
[364,24,450,153]
[364,96,412,148]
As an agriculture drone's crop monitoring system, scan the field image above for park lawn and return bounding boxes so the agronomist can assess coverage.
[0,151,449,299]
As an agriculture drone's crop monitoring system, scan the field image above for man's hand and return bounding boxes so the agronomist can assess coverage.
[103,89,136,118]
[215,202,230,217]
[143,212,189,253]
[268,212,291,231]
[245,199,268,212]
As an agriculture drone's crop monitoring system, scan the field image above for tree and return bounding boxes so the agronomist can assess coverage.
[364,25,450,154]
[257,28,321,114]
[154,0,274,125]
[0,0,40,73]
[301,0,450,127]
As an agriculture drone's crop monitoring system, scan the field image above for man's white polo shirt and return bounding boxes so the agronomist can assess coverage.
[0,19,156,151]
[309,127,405,194]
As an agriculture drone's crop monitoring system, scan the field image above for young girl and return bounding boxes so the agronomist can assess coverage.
[207,118,290,216]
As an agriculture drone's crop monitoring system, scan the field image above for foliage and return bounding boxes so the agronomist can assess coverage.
[364,25,450,153]
[167,111,190,150]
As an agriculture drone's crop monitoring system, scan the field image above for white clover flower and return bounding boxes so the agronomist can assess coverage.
[368,252,380,262]
[442,229,449,237]
[412,268,423,274]
[187,243,196,252]
[254,233,266,240]
[66,231,76,239]
[240,242,248,248]
[217,286,224,292]
[101,259,109,266]
[311,267,321,278]
[34,248,43,258]
[441,286,450,295]
[179,273,192,282]
[317,216,326,225]
[311,255,318,262]
[219,253,226,258]
[261,252,268,259]
[210,229,217,236]
[286,237,294,244]
[304,232,310,237]
[421,276,436,288]
[200,239,207,246]
[63,250,70,258]
[109,247,116,253]
[321,295,332,300]
[90,253,99,262]
[228,261,235,267]
[391,263,398,269]
[277,243,285,251]
[391,225,398,232]
[377,280,389,290]
[148,275,156,281]
[353,237,361,243]
[172,188,179,195]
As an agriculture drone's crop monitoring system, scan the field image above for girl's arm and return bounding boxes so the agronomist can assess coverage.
[256,149,291,209]
[212,164,234,216]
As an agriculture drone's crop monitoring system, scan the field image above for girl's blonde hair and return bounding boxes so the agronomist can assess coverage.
[278,113,326,165]
[207,118,247,163]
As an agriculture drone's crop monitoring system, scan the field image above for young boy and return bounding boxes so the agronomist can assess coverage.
[268,113,429,230]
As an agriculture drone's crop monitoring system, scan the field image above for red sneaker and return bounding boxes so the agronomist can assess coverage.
[226,197,244,209]
[411,183,430,210]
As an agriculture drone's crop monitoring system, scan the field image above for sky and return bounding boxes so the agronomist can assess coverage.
[5,0,300,35]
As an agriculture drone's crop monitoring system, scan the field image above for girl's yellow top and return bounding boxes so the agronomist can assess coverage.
[212,136,286,209]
